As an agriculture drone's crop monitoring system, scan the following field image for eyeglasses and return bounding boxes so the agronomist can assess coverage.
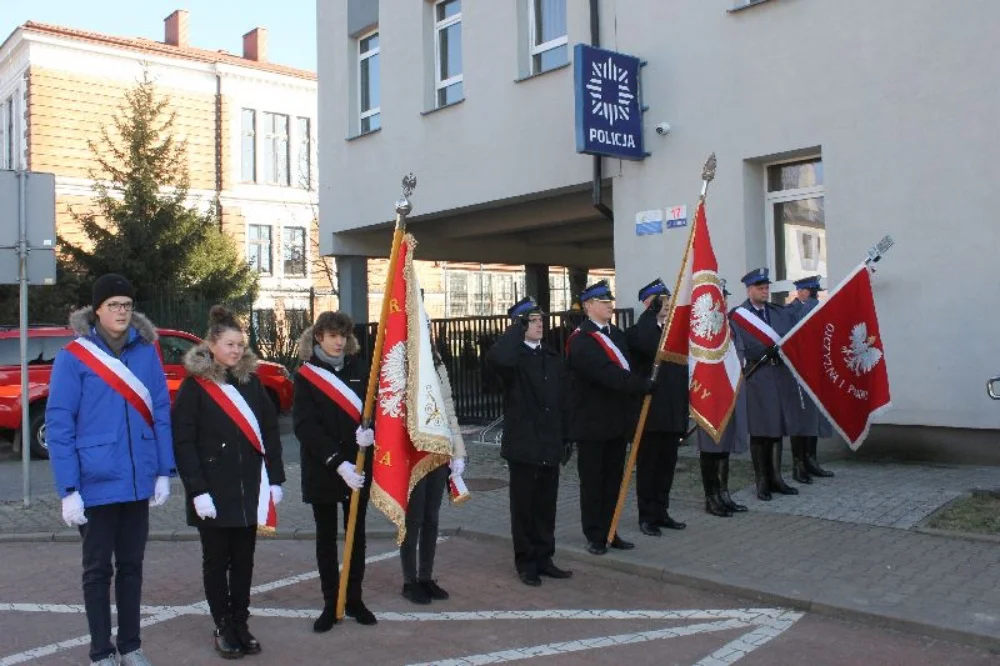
[105,302,134,313]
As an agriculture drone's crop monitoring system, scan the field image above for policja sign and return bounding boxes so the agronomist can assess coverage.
[574,44,646,161]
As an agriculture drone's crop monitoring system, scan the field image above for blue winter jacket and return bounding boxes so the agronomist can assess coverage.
[47,307,175,507]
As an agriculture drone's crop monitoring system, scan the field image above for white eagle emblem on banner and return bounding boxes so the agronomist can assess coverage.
[692,292,725,340]
[842,322,883,376]
[379,341,407,418]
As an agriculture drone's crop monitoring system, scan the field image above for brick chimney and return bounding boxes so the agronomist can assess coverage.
[164,9,190,48]
[242,28,268,62]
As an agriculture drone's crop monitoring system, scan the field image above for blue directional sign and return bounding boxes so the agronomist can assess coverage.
[574,44,645,161]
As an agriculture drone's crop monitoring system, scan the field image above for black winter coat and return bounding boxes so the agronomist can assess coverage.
[485,323,567,467]
[566,319,649,441]
[293,352,372,504]
[626,307,689,434]
[172,346,285,529]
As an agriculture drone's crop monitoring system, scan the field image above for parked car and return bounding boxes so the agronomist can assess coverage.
[0,325,293,459]
[989,376,1000,400]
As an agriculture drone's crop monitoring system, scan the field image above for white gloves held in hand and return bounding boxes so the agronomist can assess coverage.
[61,491,87,527]
[149,476,171,507]
[270,484,283,505]
[337,461,366,491]
[355,426,375,448]
[193,493,217,520]
[450,457,466,478]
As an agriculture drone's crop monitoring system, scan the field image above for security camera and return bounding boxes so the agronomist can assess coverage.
[655,122,671,136]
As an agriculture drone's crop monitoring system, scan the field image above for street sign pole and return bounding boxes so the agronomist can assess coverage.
[18,171,31,508]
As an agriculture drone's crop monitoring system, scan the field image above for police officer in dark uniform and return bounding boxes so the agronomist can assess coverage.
[486,297,573,587]
[566,280,653,555]
[730,268,799,501]
[626,279,688,536]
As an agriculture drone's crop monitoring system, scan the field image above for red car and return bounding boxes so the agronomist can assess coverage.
[0,325,294,459]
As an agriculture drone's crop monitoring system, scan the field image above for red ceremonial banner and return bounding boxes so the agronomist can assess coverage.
[779,264,891,449]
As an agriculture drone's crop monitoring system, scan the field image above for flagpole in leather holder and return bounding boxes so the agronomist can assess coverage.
[336,173,416,621]
[606,154,716,547]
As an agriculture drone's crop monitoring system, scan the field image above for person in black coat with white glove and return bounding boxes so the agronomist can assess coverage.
[293,311,377,632]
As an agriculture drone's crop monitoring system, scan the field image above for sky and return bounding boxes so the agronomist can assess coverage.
[1,0,318,71]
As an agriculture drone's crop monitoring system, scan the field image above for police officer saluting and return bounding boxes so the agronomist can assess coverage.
[566,280,653,555]
[626,279,688,536]
[486,297,573,587]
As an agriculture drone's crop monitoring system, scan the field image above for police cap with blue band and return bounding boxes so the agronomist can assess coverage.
[580,280,615,302]
[793,275,822,290]
[637,278,670,302]
[508,296,543,320]
[740,267,771,286]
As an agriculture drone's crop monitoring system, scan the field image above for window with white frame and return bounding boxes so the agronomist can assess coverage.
[434,0,463,107]
[359,31,381,133]
[765,157,826,293]
[296,117,311,189]
[241,108,256,182]
[1,96,15,170]
[248,224,273,274]
[282,227,307,277]
[263,112,290,186]
[529,0,568,74]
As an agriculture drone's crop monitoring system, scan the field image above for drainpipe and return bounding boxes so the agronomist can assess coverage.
[214,67,224,227]
[590,0,613,221]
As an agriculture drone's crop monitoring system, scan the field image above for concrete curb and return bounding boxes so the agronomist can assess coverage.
[459,529,1000,654]
[912,526,1000,546]
[0,526,463,544]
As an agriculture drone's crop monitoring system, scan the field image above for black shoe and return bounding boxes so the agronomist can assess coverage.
[233,624,261,655]
[313,605,338,633]
[538,564,573,579]
[639,521,662,537]
[402,582,432,605]
[719,490,748,513]
[705,493,732,517]
[420,579,450,600]
[657,515,687,530]
[610,535,635,550]
[518,571,542,587]
[791,437,813,484]
[792,460,813,484]
[345,600,377,625]
[805,437,834,477]
[586,540,608,555]
[214,626,244,660]
[718,457,748,512]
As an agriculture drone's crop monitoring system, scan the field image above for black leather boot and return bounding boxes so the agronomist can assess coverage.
[769,440,799,495]
[791,436,812,484]
[718,455,747,512]
[214,619,244,660]
[750,439,772,501]
[805,437,835,477]
[700,455,732,517]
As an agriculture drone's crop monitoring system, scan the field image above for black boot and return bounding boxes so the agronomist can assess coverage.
[214,619,244,660]
[769,440,799,495]
[791,437,812,485]
[313,604,338,633]
[700,455,732,517]
[750,440,772,501]
[718,455,747,512]
[805,437,835,477]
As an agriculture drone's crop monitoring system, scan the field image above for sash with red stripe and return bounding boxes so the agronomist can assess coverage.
[194,377,278,532]
[731,306,782,348]
[66,338,154,427]
[298,363,362,424]
[567,327,630,371]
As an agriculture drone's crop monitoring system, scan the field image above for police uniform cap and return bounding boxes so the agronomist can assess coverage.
[740,267,771,286]
[508,297,544,320]
[638,278,669,302]
[793,275,822,290]
[580,280,614,302]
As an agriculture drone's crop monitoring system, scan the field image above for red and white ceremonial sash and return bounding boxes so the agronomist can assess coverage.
[298,363,362,424]
[731,306,782,348]
[568,328,631,371]
[194,378,278,531]
[66,338,154,427]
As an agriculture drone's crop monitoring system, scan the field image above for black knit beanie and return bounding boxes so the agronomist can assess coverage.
[92,274,135,310]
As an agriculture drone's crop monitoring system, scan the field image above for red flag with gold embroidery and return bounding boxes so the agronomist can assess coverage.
[371,235,455,544]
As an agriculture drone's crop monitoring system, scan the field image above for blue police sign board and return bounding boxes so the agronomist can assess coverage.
[574,44,645,161]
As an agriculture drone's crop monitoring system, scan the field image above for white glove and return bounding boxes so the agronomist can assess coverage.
[149,476,171,507]
[193,493,217,520]
[355,426,375,448]
[450,457,466,478]
[61,491,87,527]
[270,485,283,505]
[337,461,366,491]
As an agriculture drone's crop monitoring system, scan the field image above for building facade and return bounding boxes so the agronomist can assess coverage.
[317,0,1000,443]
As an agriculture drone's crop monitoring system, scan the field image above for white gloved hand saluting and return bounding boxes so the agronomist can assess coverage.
[270,485,283,505]
[450,457,466,478]
[337,461,366,491]
[355,426,375,448]
[61,491,87,527]
[193,493,217,520]
[149,476,171,507]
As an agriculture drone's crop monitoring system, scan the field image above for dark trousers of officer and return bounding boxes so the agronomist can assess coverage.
[400,465,448,584]
[197,526,258,628]
[312,494,368,608]
[577,438,627,543]
[636,431,682,524]
[508,461,559,575]
[79,500,149,663]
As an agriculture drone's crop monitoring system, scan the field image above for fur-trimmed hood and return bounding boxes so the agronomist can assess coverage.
[183,342,259,384]
[297,325,359,361]
[68,305,158,343]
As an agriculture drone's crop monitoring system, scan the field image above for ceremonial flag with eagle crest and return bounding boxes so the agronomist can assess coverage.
[660,203,743,442]
[371,234,455,544]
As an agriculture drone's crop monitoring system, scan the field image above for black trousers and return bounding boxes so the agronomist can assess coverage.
[577,438,627,543]
[312,493,368,607]
[400,465,449,584]
[197,526,258,627]
[508,460,559,575]
[79,500,149,662]
[636,431,682,523]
